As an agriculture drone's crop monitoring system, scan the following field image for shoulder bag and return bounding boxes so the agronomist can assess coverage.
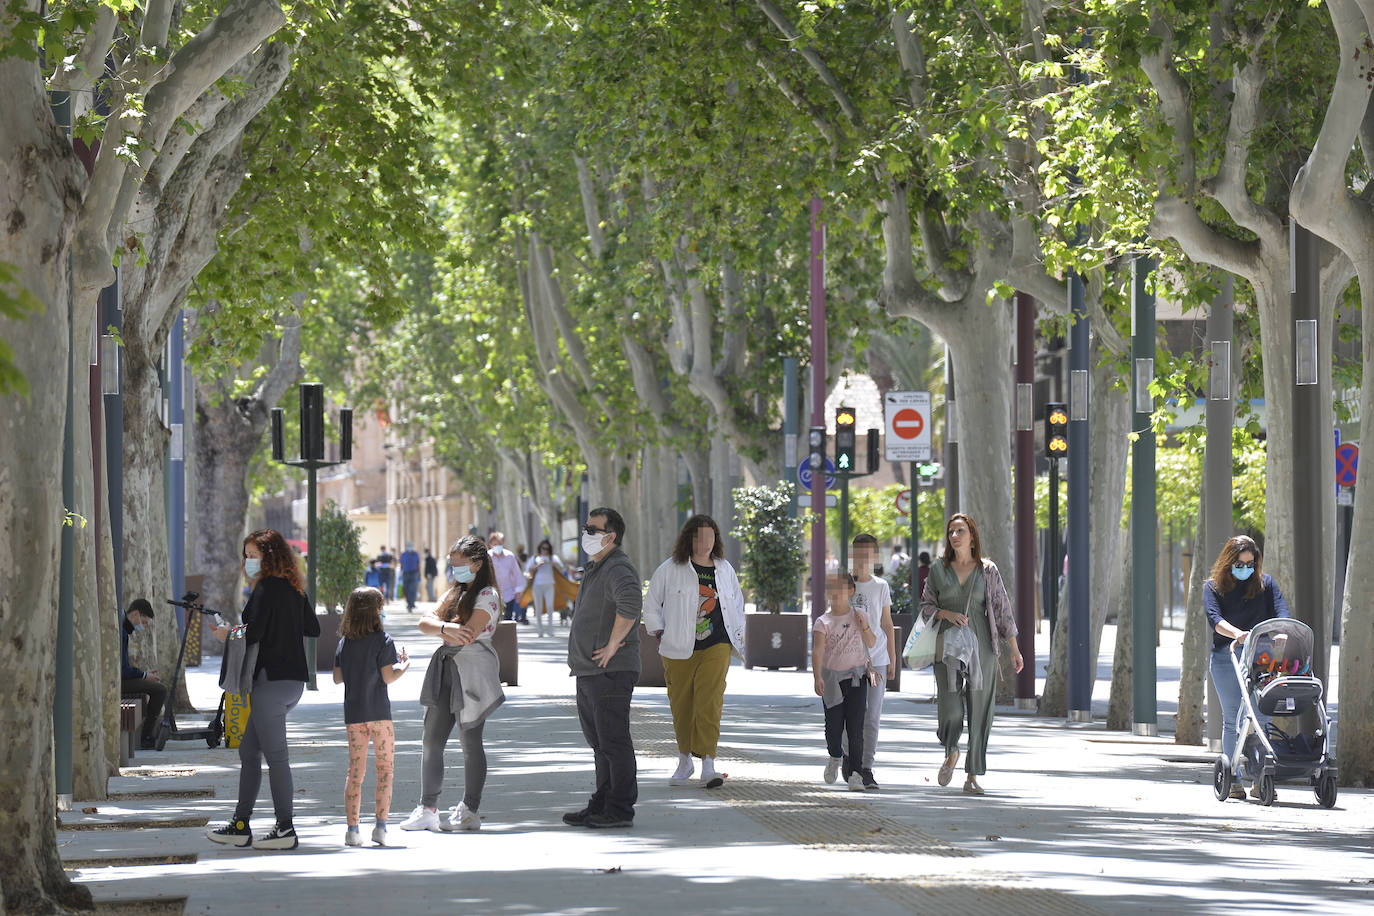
[903,571,976,670]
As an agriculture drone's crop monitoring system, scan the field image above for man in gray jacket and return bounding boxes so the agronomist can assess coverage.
[563,507,643,828]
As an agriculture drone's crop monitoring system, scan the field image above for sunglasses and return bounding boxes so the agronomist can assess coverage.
[583,525,608,536]
[1234,561,1255,569]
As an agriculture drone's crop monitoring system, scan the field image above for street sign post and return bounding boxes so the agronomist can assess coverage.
[1336,442,1358,488]
[884,391,932,462]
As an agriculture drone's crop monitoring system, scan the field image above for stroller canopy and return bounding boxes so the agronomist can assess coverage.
[1241,618,1313,682]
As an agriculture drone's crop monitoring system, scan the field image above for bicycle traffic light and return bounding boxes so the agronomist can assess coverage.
[1045,402,1068,457]
[834,406,856,472]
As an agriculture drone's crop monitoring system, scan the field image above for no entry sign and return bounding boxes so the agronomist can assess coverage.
[885,391,931,462]
[895,488,912,516]
[1337,442,1359,488]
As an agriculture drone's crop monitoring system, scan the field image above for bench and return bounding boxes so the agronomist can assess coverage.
[119,697,146,766]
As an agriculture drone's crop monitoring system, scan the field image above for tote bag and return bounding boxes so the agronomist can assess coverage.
[901,572,977,670]
[219,625,259,697]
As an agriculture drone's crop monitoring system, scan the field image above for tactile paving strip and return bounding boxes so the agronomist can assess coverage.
[862,876,1108,915]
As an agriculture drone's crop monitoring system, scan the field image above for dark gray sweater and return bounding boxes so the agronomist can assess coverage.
[567,547,643,677]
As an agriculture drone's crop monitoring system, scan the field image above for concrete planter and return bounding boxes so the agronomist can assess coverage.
[315,612,341,671]
[887,611,916,692]
[493,620,519,686]
[638,625,666,688]
[743,612,810,671]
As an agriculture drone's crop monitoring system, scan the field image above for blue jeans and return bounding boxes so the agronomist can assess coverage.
[1209,646,1270,764]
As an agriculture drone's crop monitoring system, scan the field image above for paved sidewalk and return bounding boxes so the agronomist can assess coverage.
[64,609,1374,914]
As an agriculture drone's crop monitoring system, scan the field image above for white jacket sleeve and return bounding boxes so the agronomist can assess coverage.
[644,560,669,634]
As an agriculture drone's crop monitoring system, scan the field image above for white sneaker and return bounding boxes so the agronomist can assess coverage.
[670,754,695,786]
[344,826,362,847]
[847,772,866,792]
[824,757,842,784]
[445,802,480,832]
[700,756,725,789]
[371,824,388,846]
[398,805,441,832]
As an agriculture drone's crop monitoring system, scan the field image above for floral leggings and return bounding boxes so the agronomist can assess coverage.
[345,720,395,826]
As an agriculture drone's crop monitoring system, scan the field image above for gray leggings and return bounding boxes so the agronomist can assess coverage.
[420,664,487,810]
[235,672,304,825]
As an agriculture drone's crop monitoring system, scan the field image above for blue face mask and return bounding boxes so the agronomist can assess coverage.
[244,557,262,579]
[1232,564,1255,581]
[453,565,475,584]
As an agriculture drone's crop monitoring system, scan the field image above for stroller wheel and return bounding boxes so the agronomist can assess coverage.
[1257,773,1276,807]
[1315,773,1337,809]
[1212,755,1233,802]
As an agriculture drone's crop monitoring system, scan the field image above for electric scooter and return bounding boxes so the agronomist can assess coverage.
[153,592,225,751]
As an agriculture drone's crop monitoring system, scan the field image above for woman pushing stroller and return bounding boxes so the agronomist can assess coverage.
[1203,535,1290,799]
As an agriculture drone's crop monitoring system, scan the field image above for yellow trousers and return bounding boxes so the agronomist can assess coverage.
[662,642,732,757]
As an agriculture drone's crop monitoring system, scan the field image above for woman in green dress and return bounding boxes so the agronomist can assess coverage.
[918,513,1022,794]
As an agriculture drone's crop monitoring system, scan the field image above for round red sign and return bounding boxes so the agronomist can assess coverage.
[892,407,924,439]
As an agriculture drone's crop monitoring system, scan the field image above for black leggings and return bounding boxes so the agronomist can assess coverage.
[824,677,867,766]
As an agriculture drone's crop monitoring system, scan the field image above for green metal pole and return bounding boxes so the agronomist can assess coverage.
[839,473,850,572]
[909,463,919,603]
[306,462,318,690]
[1131,254,1158,735]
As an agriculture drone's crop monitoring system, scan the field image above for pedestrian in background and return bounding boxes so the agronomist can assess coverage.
[376,546,395,601]
[334,586,410,847]
[208,528,321,850]
[849,533,894,790]
[488,531,526,623]
[919,513,1022,795]
[400,542,421,611]
[524,539,566,637]
[563,508,642,829]
[812,571,877,792]
[120,598,167,751]
[424,548,438,602]
[645,515,744,789]
[401,536,505,833]
[1203,534,1290,800]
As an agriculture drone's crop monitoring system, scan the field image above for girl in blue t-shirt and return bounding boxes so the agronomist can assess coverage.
[334,586,409,847]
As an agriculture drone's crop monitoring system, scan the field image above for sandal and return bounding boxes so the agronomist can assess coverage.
[938,751,959,787]
[963,776,984,796]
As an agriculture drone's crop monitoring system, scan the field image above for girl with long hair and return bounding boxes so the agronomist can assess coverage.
[400,535,506,832]
[208,528,321,850]
[334,586,410,846]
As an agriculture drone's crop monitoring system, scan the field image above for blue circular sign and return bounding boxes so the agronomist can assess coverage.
[797,457,837,492]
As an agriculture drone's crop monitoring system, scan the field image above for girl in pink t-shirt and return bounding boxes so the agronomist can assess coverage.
[812,571,878,791]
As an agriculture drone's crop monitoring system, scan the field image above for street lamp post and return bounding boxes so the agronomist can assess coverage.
[271,382,352,690]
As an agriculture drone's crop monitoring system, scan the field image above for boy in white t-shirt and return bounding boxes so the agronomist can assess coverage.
[848,533,895,789]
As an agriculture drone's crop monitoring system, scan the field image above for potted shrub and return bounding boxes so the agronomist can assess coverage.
[734,482,810,670]
[314,500,366,670]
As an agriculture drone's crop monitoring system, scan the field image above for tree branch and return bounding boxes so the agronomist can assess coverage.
[574,155,606,259]
[1150,194,1262,281]
[1139,13,1197,196]
[52,6,117,93]
[753,0,862,127]
[743,36,839,151]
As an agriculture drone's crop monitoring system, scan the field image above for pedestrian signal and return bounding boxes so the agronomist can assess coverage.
[1046,402,1068,457]
[808,425,826,471]
[917,462,939,486]
[835,406,856,474]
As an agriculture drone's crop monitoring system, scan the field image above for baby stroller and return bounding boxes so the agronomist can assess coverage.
[1212,618,1337,807]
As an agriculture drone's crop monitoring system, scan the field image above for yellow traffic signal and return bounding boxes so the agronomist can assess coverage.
[834,406,856,472]
[1046,402,1068,457]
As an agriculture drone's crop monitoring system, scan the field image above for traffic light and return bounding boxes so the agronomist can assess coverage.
[866,428,879,474]
[917,462,939,487]
[807,425,826,472]
[834,406,856,472]
[1045,402,1068,457]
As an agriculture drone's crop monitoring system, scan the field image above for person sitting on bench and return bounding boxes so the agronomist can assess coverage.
[121,598,168,750]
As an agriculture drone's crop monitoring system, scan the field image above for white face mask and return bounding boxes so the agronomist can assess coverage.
[582,532,608,557]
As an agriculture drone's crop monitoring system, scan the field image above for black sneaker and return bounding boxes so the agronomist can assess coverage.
[255,824,299,850]
[584,813,633,829]
[860,768,880,791]
[562,807,599,827]
[208,818,252,847]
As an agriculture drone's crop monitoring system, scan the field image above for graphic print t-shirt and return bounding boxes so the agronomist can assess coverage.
[692,561,729,650]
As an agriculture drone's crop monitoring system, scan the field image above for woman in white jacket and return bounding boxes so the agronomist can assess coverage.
[645,514,745,788]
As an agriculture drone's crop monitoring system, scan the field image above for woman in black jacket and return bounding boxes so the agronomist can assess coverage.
[208,529,321,850]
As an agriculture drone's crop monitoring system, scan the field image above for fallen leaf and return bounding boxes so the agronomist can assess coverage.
[601,866,621,875]
[82,807,98,814]
[985,835,1002,841]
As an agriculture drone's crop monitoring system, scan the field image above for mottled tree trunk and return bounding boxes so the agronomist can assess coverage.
[72,369,111,799]
[1106,521,1134,731]
[1176,489,1209,746]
